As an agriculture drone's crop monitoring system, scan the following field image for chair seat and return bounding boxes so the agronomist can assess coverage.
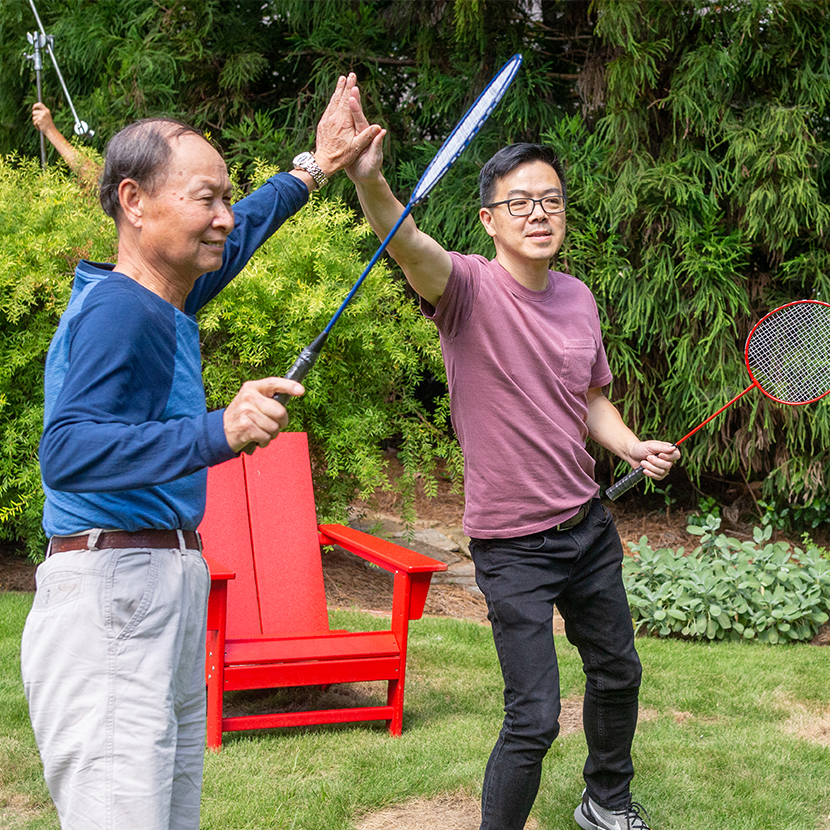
[225,631,401,666]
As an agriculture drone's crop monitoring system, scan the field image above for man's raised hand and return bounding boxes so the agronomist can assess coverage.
[313,74,382,176]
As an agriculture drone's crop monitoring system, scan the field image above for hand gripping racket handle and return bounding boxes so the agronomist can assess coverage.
[241,331,329,454]
[604,441,679,501]
[604,466,647,501]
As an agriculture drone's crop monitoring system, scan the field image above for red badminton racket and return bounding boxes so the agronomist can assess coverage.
[605,300,830,500]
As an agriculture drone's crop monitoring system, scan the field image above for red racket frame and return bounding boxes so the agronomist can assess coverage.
[673,300,830,449]
[605,299,830,500]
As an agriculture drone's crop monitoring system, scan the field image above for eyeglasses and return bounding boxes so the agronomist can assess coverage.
[483,196,566,216]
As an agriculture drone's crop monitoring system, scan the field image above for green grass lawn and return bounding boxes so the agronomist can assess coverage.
[2,594,829,829]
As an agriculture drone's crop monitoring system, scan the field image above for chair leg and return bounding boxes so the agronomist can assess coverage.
[387,572,413,737]
[387,677,404,737]
[206,629,223,750]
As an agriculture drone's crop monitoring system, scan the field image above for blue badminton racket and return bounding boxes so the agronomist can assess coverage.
[273,53,523,404]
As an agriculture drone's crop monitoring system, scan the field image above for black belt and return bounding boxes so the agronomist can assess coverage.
[553,499,593,531]
[49,529,201,554]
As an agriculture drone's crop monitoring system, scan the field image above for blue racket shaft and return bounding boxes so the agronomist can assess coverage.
[241,330,328,453]
[249,53,523,454]
[323,208,412,334]
[324,52,523,336]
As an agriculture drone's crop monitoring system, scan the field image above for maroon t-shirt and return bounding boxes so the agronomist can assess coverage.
[422,253,612,539]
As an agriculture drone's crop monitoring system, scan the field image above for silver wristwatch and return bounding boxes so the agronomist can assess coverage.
[292,152,328,188]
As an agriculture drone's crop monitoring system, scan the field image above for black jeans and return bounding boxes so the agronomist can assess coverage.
[470,499,642,830]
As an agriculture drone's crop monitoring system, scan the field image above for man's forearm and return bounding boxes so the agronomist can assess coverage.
[44,128,86,178]
[353,173,452,305]
[585,390,639,464]
[354,173,417,254]
[586,388,680,481]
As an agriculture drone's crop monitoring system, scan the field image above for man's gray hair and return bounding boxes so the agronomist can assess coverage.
[99,118,208,222]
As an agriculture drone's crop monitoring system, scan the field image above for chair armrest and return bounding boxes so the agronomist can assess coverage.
[203,554,236,582]
[317,524,447,575]
[319,524,445,623]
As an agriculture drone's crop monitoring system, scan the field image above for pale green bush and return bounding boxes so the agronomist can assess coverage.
[0,156,460,557]
[624,515,830,644]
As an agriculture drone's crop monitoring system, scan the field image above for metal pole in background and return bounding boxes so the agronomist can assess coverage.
[27,0,94,139]
[24,31,47,167]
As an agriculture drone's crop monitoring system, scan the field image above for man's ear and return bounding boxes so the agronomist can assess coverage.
[479,207,497,239]
[117,179,144,228]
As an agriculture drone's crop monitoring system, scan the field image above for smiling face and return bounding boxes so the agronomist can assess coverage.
[135,133,234,288]
[479,160,566,280]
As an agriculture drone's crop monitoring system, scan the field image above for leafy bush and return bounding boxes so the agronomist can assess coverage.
[624,515,830,644]
[0,156,461,557]
[686,496,721,529]
[0,152,114,557]
[758,496,830,534]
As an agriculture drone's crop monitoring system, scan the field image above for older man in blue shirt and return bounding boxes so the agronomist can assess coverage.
[22,75,380,830]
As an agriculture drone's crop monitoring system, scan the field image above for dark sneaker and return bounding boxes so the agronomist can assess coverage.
[574,790,651,830]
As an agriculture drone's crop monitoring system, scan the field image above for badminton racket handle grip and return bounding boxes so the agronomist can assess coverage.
[241,348,319,455]
[604,466,647,501]
[273,352,314,406]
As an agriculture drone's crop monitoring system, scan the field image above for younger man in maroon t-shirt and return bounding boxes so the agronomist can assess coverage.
[348,129,679,830]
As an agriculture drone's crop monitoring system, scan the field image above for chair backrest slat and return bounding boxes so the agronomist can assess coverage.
[243,433,330,636]
[200,454,263,639]
[201,433,331,639]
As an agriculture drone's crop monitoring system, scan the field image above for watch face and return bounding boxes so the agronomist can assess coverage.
[293,152,312,166]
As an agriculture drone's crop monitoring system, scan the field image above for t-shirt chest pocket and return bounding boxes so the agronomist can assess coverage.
[560,338,597,393]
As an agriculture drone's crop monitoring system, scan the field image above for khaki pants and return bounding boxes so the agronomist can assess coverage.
[21,544,209,830]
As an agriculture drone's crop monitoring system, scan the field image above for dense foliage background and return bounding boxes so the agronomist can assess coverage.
[1,0,829,553]
[0,154,454,556]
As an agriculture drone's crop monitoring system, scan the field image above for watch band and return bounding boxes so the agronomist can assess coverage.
[293,152,328,188]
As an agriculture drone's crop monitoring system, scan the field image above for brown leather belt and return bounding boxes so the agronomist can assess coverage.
[553,499,594,532]
[49,529,201,554]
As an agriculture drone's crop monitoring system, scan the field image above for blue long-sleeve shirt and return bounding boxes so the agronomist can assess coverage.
[40,172,309,536]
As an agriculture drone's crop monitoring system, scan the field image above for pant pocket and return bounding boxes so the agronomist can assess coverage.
[109,549,158,639]
[29,557,86,613]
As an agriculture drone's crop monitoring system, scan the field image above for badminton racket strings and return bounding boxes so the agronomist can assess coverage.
[747,301,830,403]
[605,300,830,500]
[413,57,523,203]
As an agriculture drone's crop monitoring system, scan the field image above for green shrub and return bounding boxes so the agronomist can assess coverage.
[624,515,830,644]
[0,156,461,557]
[0,152,114,557]
[758,496,830,534]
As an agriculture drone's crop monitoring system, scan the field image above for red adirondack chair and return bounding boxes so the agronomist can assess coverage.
[199,432,448,750]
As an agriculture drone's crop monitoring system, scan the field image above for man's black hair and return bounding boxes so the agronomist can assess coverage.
[99,118,209,222]
[479,143,567,207]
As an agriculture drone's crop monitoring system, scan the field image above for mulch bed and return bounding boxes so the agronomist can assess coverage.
[323,543,492,623]
[0,546,35,592]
